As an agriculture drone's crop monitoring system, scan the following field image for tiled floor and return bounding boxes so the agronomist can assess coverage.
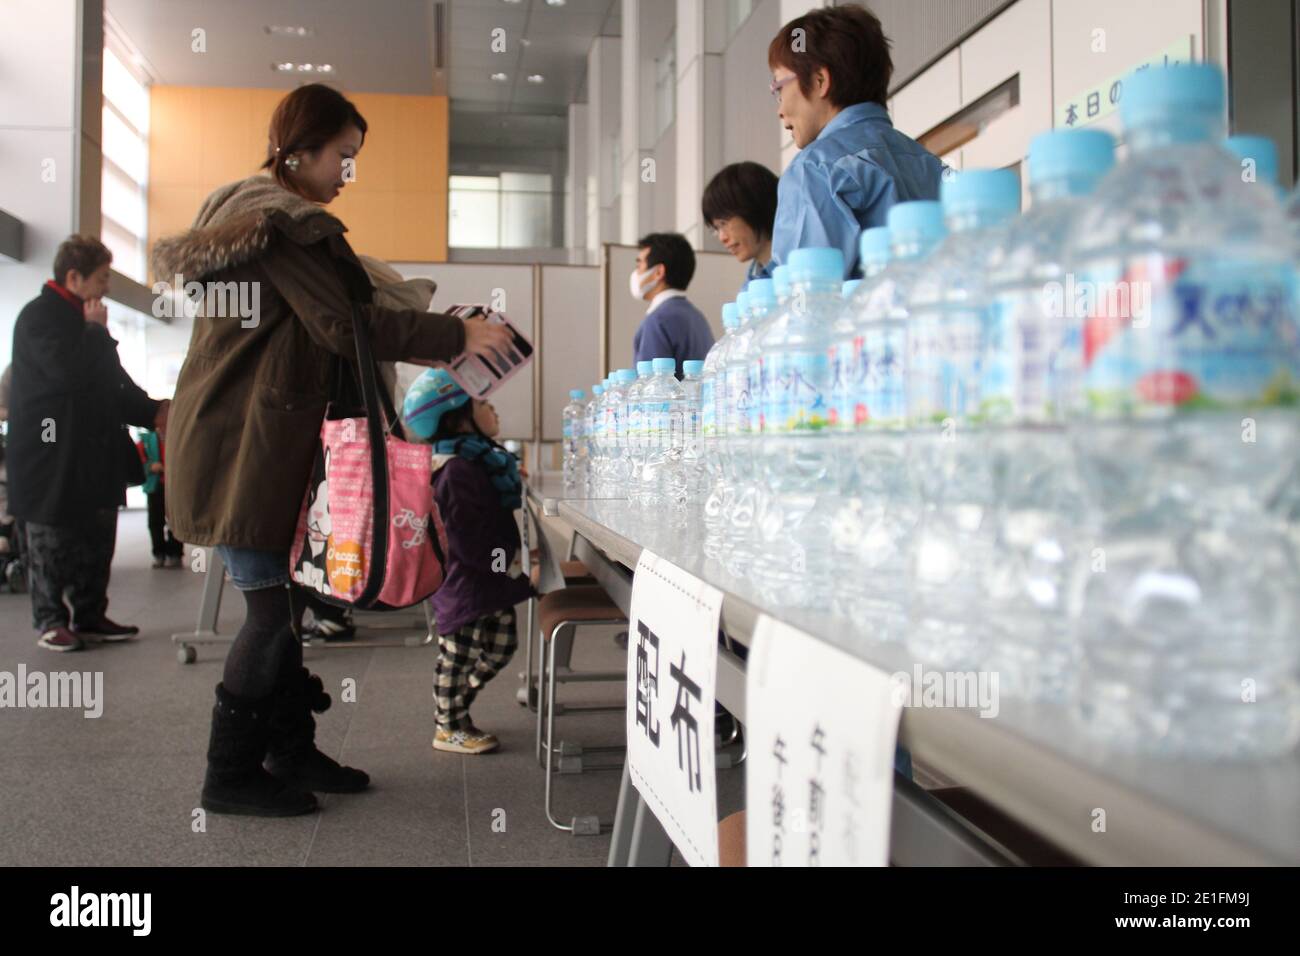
[0,510,743,866]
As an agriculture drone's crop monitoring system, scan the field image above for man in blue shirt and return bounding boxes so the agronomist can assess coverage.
[767,4,946,278]
[630,233,715,378]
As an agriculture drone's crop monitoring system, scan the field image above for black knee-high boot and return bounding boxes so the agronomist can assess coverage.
[201,683,318,817]
[264,662,370,793]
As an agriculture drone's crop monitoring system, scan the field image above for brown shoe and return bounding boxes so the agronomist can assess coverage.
[37,626,84,653]
[72,617,140,643]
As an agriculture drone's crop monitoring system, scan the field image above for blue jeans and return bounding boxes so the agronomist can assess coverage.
[216,546,290,591]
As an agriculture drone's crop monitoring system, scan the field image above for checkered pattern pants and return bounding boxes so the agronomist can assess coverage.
[434,609,518,730]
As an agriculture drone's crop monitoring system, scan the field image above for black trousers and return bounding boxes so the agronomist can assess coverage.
[25,508,118,632]
[146,484,183,559]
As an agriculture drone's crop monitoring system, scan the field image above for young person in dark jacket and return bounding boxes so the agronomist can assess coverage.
[404,368,534,754]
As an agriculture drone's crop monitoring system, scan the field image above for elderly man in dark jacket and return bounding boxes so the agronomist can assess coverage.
[8,235,168,652]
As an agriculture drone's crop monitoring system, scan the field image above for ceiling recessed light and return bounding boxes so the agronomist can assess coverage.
[490,72,508,82]
[274,62,295,72]
[526,74,545,84]
[266,25,315,37]
[546,0,566,6]
[317,64,333,73]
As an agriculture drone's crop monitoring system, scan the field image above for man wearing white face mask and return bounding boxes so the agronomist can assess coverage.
[629,233,714,378]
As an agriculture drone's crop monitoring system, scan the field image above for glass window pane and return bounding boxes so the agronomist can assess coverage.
[449,187,501,247]
[103,47,149,134]
[103,105,147,184]
[500,190,551,248]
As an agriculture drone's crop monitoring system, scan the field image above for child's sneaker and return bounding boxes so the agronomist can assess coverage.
[432,726,499,754]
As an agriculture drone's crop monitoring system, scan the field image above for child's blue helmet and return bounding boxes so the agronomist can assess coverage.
[403,367,469,439]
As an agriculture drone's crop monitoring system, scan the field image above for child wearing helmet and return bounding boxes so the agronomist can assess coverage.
[404,369,535,754]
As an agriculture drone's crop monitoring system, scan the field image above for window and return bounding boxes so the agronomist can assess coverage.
[654,31,676,141]
[449,174,555,249]
[101,46,149,282]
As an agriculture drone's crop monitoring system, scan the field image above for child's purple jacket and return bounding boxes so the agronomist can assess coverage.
[430,455,535,634]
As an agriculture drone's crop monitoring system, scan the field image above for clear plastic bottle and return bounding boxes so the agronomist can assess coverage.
[722,282,777,578]
[717,291,753,571]
[603,369,635,496]
[1065,64,1300,757]
[750,248,845,608]
[584,384,604,495]
[679,359,706,503]
[562,388,586,489]
[833,205,947,639]
[905,169,1021,669]
[703,304,741,558]
[980,128,1115,700]
[641,357,686,512]
[626,360,653,508]
[1224,134,1283,197]
[828,228,892,621]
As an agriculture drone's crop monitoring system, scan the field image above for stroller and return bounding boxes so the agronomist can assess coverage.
[0,437,27,593]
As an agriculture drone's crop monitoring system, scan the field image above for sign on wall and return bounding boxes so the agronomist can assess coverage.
[1056,37,1194,130]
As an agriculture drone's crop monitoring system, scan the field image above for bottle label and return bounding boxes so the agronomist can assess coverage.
[981,292,1058,423]
[865,326,907,428]
[762,350,831,433]
[1080,256,1298,416]
[827,337,863,431]
[628,401,643,442]
[746,363,762,434]
[562,422,573,439]
[907,310,982,425]
[725,365,753,435]
[700,379,716,437]
[645,400,670,449]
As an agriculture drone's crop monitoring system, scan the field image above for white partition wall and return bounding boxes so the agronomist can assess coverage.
[539,264,601,441]
[393,262,536,441]
[601,243,739,376]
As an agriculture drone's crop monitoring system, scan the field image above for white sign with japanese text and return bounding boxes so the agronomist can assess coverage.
[746,614,903,867]
[1055,36,1193,130]
[626,550,724,867]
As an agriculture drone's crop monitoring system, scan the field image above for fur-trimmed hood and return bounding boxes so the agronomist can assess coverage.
[150,174,344,283]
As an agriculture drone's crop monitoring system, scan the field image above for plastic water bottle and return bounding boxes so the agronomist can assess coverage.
[703,304,741,558]
[603,370,633,495]
[584,385,604,494]
[626,360,653,508]
[750,248,844,607]
[1224,134,1283,197]
[832,205,947,639]
[679,360,706,502]
[979,129,1115,700]
[563,388,586,489]
[641,357,686,512]
[722,282,776,578]
[905,169,1021,669]
[828,228,892,622]
[716,292,753,571]
[1065,64,1300,756]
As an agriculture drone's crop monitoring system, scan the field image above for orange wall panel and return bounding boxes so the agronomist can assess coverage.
[147,85,448,278]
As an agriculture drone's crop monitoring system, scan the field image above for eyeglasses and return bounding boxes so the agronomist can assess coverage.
[769,74,797,102]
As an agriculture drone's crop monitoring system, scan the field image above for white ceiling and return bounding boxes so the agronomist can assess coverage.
[107,0,622,157]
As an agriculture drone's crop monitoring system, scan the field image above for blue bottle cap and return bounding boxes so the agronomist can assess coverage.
[858,227,891,269]
[683,360,704,375]
[772,265,792,298]
[722,302,739,327]
[736,290,751,315]
[941,168,1021,218]
[569,389,585,400]
[747,278,776,307]
[652,357,676,373]
[1224,134,1279,185]
[887,200,946,244]
[842,279,862,299]
[593,384,604,395]
[1028,128,1117,183]
[787,247,845,282]
[637,360,653,376]
[617,368,637,383]
[1121,62,1224,131]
